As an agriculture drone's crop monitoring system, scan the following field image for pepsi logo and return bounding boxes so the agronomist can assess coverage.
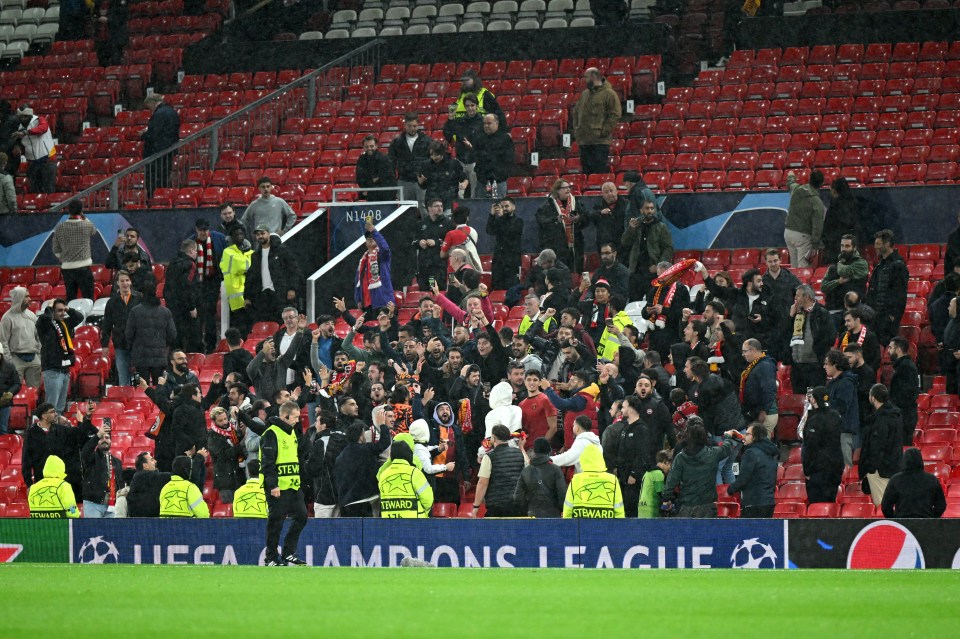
[846,521,925,570]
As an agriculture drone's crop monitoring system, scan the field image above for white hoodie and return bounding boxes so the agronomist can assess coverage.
[484,381,522,439]
[550,430,602,474]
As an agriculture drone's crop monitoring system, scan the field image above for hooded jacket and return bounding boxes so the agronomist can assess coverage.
[881,448,946,519]
[562,445,624,518]
[662,437,736,507]
[859,402,903,479]
[125,293,176,369]
[727,438,778,507]
[308,425,349,506]
[171,393,207,456]
[826,370,860,436]
[428,403,469,482]
[163,250,200,313]
[0,287,40,357]
[801,405,844,483]
[550,429,602,474]
[27,455,79,518]
[334,422,391,507]
[483,381,523,439]
[514,452,567,517]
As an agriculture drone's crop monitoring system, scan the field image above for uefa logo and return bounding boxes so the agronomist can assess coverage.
[846,521,925,570]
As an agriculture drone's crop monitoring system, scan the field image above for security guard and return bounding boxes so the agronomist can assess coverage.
[453,69,500,119]
[259,400,308,566]
[562,445,624,518]
[159,456,210,518]
[378,441,433,518]
[27,455,79,518]
[233,460,268,519]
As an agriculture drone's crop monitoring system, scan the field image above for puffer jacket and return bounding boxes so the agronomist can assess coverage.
[513,453,567,517]
[691,374,745,437]
[125,295,176,369]
[662,437,736,506]
[727,438,778,507]
[483,381,522,439]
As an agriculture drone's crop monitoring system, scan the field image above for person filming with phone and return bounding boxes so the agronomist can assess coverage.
[80,408,124,518]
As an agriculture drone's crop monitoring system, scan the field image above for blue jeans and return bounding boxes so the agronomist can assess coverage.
[0,406,9,434]
[713,435,737,485]
[83,501,115,518]
[114,349,131,386]
[43,369,70,413]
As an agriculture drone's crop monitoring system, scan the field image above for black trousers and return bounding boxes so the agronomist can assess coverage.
[196,279,221,353]
[145,152,174,201]
[621,481,641,518]
[265,489,308,562]
[63,267,94,301]
[252,289,283,324]
[742,504,775,518]
[341,502,373,517]
[806,478,840,504]
[485,503,522,517]
[171,308,202,353]
[580,144,611,176]
[791,362,826,394]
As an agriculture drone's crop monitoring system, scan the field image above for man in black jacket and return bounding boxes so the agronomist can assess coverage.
[589,182,629,256]
[442,93,485,197]
[164,239,201,353]
[843,343,876,434]
[860,383,903,507]
[613,394,655,517]
[356,134,396,201]
[207,407,242,504]
[472,114,514,199]
[513,437,566,517]
[486,198,523,290]
[142,94,180,199]
[726,423,778,517]
[865,229,909,347]
[413,199,454,291]
[105,228,151,271]
[36,299,83,413]
[170,384,208,486]
[260,401,309,566]
[80,423,124,517]
[100,270,141,386]
[22,402,92,500]
[881,447,947,519]
[887,337,920,445]
[731,269,781,358]
[388,113,430,207]
[244,228,304,322]
[801,386,844,504]
[0,352,21,435]
[837,308,881,372]
[418,140,467,212]
[333,417,392,517]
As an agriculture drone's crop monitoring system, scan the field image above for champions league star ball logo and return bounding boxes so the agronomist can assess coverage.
[730,538,778,569]
[847,521,925,569]
[78,536,120,564]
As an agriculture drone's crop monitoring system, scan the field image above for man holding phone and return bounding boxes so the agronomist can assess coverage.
[412,198,452,291]
[80,416,124,518]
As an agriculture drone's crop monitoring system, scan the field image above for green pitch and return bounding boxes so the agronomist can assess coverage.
[1,565,956,638]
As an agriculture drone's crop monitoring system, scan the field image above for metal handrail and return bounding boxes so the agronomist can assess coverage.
[52,38,384,212]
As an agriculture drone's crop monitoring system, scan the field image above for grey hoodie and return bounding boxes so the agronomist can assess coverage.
[0,286,40,357]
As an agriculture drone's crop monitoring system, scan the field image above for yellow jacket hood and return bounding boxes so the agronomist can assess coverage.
[579,444,606,473]
[43,455,67,480]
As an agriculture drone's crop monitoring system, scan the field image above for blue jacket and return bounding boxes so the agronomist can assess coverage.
[354,230,395,310]
[741,356,778,420]
[827,371,860,435]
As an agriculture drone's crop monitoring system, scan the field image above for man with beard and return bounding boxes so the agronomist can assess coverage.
[486,197,523,289]
[244,226,303,322]
[427,400,470,503]
[843,343,875,431]
[540,370,600,452]
[505,361,528,403]
[220,227,253,339]
[731,268,781,358]
[418,141,468,214]
[589,184,629,257]
[583,243,630,299]
[247,321,308,406]
[413,199,453,291]
[642,262,690,361]
[633,374,674,451]
[510,333,545,376]
[612,394,654,517]
[309,314,338,373]
[821,234,869,329]
[761,248,800,320]
[448,364,489,459]
[105,227,151,271]
[443,93,485,197]
[321,350,365,401]
[683,357,743,483]
[596,362,626,436]
[356,134,396,201]
[866,229,909,347]
[622,198,673,300]
[671,319,710,394]
[836,308,881,372]
[826,347,863,466]
[887,337,920,446]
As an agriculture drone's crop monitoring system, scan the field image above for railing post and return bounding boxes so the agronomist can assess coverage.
[210,126,219,169]
[109,178,119,211]
[307,76,317,119]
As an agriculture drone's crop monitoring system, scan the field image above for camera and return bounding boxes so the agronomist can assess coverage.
[131,372,142,386]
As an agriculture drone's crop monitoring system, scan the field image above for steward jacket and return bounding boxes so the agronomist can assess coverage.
[27,455,79,518]
[563,446,624,518]
[232,476,268,518]
[378,458,433,518]
[219,244,253,312]
[159,474,209,518]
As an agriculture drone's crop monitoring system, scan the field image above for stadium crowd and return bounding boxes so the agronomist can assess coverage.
[1,66,951,531]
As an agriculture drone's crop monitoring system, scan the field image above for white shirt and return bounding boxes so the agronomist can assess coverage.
[279,331,296,384]
[261,247,274,291]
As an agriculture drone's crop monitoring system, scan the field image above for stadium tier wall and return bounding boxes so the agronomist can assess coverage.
[2,518,957,569]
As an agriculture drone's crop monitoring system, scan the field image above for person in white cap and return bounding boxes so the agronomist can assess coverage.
[12,106,57,194]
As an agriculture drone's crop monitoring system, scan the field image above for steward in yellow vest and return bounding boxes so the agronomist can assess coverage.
[378,441,433,518]
[259,403,308,566]
[562,445,624,518]
[219,230,253,313]
[28,455,79,518]
[233,460,268,519]
[159,456,210,518]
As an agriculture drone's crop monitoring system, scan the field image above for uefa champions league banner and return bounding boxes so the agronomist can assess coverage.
[69,519,788,568]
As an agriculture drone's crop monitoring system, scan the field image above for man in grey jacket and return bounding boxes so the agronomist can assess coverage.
[241,176,297,238]
[784,169,825,267]
[0,287,41,387]
[247,318,308,403]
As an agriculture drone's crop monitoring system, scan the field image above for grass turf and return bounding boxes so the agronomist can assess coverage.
[1,565,957,638]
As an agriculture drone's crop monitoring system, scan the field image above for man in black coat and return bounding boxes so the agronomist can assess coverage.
[388,113,430,206]
[333,419,392,517]
[837,308,881,372]
[244,228,304,322]
[126,451,205,517]
[731,269,782,359]
[0,352,21,435]
[860,383,903,507]
[865,229,909,347]
[472,113,514,197]
[142,94,180,199]
[887,337,920,445]
[418,140,467,212]
[486,198,523,290]
[170,384,208,485]
[80,423,125,517]
[726,423,778,517]
[21,402,93,500]
[356,134,396,201]
[105,228,152,271]
[100,270,142,387]
[843,343,876,433]
[36,300,83,414]
[881,448,947,519]
[164,239,202,353]
[206,407,242,504]
[413,199,454,291]
[589,181,629,255]
[587,243,631,299]
[801,386,844,504]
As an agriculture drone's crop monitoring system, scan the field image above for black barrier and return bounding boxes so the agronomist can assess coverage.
[788,519,960,569]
